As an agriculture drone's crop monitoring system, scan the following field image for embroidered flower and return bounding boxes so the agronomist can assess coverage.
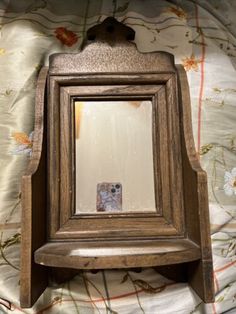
[182,54,201,71]
[166,7,187,20]
[11,131,33,156]
[0,48,5,56]
[224,167,236,196]
[54,27,78,47]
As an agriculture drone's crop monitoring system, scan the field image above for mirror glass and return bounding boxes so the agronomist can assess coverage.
[74,100,156,214]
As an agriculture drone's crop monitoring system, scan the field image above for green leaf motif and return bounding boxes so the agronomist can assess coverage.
[133,279,166,294]
[216,295,224,302]
[200,143,213,155]
[120,273,129,284]
[0,233,21,250]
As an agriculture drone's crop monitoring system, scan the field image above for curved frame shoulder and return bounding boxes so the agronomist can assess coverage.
[176,64,206,178]
[23,67,48,177]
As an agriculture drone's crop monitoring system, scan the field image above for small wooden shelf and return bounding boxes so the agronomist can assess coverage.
[34,239,201,269]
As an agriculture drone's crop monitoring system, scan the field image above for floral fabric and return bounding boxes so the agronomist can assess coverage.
[0,0,236,313]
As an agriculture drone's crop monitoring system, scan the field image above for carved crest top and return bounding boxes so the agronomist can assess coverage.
[49,17,175,75]
[86,17,135,44]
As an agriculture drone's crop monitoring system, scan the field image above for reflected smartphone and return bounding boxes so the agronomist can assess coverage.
[97,182,122,212]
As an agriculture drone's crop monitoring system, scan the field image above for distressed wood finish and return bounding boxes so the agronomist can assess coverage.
[49,46,174,76]
[35,239,201,269]
[20,67,48,307]
[21,17,214,307]
[48,81,184,240]
[177,65,214,302]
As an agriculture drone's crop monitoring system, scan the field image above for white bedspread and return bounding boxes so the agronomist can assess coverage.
[0,1,236,313]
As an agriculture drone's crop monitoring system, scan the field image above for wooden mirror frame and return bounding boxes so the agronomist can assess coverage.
[20,17,214,307]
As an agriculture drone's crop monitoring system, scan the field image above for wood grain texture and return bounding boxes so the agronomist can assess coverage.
[60,86,72,226]
[34,239,201,269]
[155,88,170,220]
[49,46,175,76]
[176,65,214,302]
[166,75,185,234]
[54,217,180,239]
[47,78,60,238]
[48,79,185,240]
[20,67,48,307]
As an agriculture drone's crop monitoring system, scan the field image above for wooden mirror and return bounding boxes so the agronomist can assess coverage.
[20,17,214,307]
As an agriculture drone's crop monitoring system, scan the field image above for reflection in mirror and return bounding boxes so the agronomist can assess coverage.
[74,100,156,214]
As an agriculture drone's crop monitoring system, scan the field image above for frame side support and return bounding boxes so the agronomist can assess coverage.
[20,67,48,307]
[176,64,214,302]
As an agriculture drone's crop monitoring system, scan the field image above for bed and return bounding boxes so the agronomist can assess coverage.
[0,1,236,313]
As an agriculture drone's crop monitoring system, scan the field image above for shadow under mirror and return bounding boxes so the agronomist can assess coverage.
[74,100,157,214]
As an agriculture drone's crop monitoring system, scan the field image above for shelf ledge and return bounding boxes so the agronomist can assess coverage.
[34,239,201,269]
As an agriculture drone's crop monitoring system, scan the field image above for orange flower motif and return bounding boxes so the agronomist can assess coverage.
[54,27,78,47]
[166,7,187,20]
[13,132,32,146]
[12,132,33,156]
[182,54,201,72]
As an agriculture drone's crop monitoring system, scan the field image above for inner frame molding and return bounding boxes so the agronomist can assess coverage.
[48,76,184,240]
[20,17,214,307]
